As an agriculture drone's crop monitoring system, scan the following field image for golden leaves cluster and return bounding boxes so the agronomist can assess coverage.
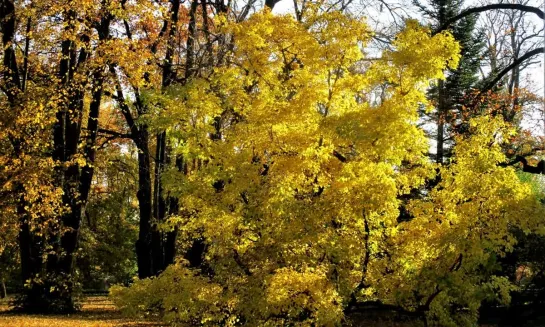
[114,7,542,327]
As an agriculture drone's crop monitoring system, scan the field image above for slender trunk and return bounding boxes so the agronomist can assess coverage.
[436,80,445,164]
[135,128,154,279]
[185,0,198,79]
[164,156,184,266]
[201,0,214,66]
[152,131,166,274]
[0,0,20,102]
[21,17,31,92]
[164,227,178,266]
[110,67,155,279]
[78,67,106,231]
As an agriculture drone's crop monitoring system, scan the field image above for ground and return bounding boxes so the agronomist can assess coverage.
[1,295,543,326]
[0,295,165,327]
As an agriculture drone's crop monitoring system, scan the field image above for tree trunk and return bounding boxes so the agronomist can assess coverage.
[150,0,181,275]
[0,0,48,309]
[152,131,167,275]
[436,80,445,164]
[135,128,154,279]
[47,12,108,311]
[0,278,6,299]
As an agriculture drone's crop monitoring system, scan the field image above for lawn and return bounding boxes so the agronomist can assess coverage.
[0,295,165,327]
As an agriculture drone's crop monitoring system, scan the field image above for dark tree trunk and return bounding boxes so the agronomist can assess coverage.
[185,0,198,80]
[0,278,6,299]
[151,131,167,275]
[0,0,20,102]
[164,226,178,267]
[164,156,183,267]
[135,128,154,279]
[45,12,109,311]
[436,80,446,164]
[150,0,181,275]
[0,0,47,310]
[109,69,155,279]
[58,14,111,281]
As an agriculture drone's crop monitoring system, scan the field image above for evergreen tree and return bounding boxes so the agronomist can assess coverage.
[416,0,484,163]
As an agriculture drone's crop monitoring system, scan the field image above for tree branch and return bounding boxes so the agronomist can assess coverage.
[435,4,544,34]
[265,0,282,10]
[503,155,545,174]
[97,128,132,139]
[477,47,544,97]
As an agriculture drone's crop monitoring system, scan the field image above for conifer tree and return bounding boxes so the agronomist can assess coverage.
[416,0,484,163]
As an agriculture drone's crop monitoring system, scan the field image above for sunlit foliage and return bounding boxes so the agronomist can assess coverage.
[110,7,544,327]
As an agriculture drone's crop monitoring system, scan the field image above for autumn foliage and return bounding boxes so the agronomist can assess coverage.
[107,8,545,327]
[1,0,544,326]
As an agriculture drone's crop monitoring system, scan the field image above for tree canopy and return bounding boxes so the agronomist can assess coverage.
[1,0,545,326]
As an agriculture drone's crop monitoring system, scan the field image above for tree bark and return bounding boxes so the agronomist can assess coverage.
[0,278,6,299]
[151,130,166,274]
[0,0,45,309]
[109,66,155,279]
[135,128,155,279]
[48,11,109,310]
[151,0,181,275]
[436,80,446,164]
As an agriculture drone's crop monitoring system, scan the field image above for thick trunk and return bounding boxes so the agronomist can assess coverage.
[164,227,178,267]
[46,13,107,310]
[18,202,46,309]
[0,0,47,309]
[46,22,83,308]
[0,278,6,299]
[18,210,42,286]
[48,11,80,275]
[56,67,105,306]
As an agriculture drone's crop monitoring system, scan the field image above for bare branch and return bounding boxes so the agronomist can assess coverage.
[435,3,545,34]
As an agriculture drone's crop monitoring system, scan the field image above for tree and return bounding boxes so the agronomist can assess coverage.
[109,0,261,279]
[0,0,122,311]
[1,0,542,319]
[415,0,484,163]
[476,0,544,126]
[112,7,543,326]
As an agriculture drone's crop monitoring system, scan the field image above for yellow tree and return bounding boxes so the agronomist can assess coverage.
[113,6,544,326]
[107,7,517,326]
[1,0,122,311]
